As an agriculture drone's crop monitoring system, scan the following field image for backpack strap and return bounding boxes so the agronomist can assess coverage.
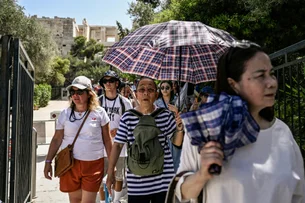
[119,94,126,115]
[127,109,143,118]
[100,94,126,115]
[99,95,104,106]
[151,107,165,118]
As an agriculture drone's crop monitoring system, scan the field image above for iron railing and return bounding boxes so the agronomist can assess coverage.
[0,35,35,203]
[270,40,305,160]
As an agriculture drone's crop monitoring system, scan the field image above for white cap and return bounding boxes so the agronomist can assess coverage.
[66,76,92,91]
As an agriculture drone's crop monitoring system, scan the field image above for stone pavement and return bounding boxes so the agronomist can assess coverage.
[33,100,127,203]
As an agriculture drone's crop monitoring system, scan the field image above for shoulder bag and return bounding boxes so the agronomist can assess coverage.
[54,111,90,177]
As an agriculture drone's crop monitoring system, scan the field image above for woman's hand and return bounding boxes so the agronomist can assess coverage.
[168,103,178,115]
[175,112,183,131]
[44,162,53,180]
[198,141,224,180]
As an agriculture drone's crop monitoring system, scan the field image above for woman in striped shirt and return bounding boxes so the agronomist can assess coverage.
[106,77,184,203]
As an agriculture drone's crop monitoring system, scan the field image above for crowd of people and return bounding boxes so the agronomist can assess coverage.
[44,44,305,203]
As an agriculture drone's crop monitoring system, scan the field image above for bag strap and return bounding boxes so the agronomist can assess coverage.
[151,107,165,117]
[70,110,90,149]
[165,171,203,203]
[119,94,126,114]
[165,171,189,203]
[128,109,143,117]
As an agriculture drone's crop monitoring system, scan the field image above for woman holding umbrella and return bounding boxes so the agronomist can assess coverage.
[154,81,183,172]
[174,44,305,202]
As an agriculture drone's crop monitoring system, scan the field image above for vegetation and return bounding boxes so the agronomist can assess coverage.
[0,0,58,83]
[34,84,52,108]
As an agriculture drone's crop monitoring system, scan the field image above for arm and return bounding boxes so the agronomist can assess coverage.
[44,129,64,180]
[171,112,184,147]
[102,122,112,158]
[175,135,223,201]
[106,142,124,195]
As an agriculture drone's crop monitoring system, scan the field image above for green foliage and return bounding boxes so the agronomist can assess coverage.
[0,0,58,84]
[48,57,70,86]
[153,0,305,53]
[137,0,160,8]
[34,84,52,108]
[274,62,305,152]
[116,21,130,40]
[127,1,155,30]
[70,36,104,60]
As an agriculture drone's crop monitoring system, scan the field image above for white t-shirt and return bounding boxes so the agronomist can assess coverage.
[56,107,110,161]
[100,95,133,157]
[176,118,305,203]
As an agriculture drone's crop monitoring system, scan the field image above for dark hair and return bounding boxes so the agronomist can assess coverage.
[158,80,175,102]
[215,45,274,121]
[135,76,158,91]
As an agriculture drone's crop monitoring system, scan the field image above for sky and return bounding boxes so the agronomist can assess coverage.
[17,0,134,29]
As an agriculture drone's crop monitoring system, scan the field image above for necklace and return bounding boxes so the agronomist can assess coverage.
[69,107,89,122]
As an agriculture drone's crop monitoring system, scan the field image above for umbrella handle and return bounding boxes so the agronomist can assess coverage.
[208,164,222,175]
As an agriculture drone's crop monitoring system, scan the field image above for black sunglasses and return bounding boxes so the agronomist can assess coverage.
[102,78,116,84]
[69,89,87,96]
[160,86,170,90]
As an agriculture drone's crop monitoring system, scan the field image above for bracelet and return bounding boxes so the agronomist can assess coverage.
[45,160,52,163]
[176,129,184,132]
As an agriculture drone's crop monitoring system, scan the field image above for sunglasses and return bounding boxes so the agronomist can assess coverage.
[137,88,156,94]
[160,86,170,91]
[69,89,87,96]
[102,78,116,84]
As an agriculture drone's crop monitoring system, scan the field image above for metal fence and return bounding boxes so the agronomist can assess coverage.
[270,40,305,159]
[0,35,35,203]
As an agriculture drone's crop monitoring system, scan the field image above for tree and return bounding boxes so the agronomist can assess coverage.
[48,57,70,86]
[137,0,160,9]
[127,1,155,30]
[70,36,104,60]
[153,0,305,53]
[0,0,58,83]
[116,21,130,40]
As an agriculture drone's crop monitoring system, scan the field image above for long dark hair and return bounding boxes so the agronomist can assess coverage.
[215,45,274,122]
[158,81,175,103]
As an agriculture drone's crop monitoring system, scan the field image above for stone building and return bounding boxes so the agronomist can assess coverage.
[33,16,119,56]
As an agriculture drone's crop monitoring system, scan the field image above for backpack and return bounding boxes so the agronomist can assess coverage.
[99,94,125,115]
[127,108,166,176]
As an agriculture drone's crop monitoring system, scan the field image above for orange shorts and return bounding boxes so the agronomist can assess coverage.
[60,158,104,193]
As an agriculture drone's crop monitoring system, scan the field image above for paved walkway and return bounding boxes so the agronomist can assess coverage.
[33,100,127,203]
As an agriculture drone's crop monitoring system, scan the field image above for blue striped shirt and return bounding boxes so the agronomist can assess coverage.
[114,108,177,196]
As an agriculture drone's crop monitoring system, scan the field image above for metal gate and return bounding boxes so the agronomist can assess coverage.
[0,35,35,203]
[270,40,305,160]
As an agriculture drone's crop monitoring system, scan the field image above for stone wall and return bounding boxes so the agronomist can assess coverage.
[33,16,119,56]
[33,16,76,56]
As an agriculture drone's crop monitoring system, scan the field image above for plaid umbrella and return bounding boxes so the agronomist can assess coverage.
[102,20,235,84]
[180,92,260,174]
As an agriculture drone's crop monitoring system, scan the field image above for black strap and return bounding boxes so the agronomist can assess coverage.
[128,108,165,118]
[165,171,203,203]
[151,107,165,117]
[127,109,143,117]
[119,95,125,114]
[99,94,126,115]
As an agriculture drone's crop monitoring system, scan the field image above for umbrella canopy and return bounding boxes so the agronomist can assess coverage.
[180,92,260,161]
[102,20,235,84]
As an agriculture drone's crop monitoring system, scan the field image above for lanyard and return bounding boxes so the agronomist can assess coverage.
[104,95,117,115]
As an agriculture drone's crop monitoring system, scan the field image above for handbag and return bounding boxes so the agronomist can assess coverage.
[54,111,90,177]
[165,171,203,203]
